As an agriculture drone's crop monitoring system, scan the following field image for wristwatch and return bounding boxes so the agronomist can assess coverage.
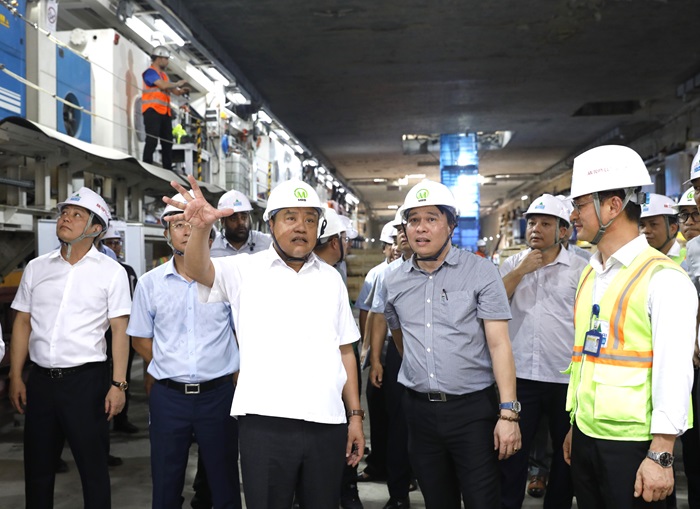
[646,450,674,468]
[111,380,129,391]
[499,401,522,413]
[347,409,365,421]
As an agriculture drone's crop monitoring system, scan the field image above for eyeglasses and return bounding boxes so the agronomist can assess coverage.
[572,200,595,213]
[103,239,121,246]
[679,211,700,223]
[171,222,192,231]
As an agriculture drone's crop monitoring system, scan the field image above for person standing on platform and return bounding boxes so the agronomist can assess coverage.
[9,187,131,509]
[142,45,188,171]
[562,145,697,509]
[499,194,585,509]
[128,192,241,509]
[163,176,364,509]
[383,180,520,509]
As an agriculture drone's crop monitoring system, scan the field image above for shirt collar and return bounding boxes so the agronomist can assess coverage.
[404,244,460,273]
[266,244,321,272]
[49,245,101,262]
[589,234,648,273]
[667,240,682,258]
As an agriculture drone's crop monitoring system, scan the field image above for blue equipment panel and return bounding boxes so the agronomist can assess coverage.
[56,46,91,141]
[0,0,26,120]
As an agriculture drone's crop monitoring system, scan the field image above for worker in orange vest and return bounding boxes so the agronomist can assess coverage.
[142,45,188,171]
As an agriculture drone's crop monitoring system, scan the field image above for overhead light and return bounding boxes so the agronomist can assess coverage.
[125,16,157,46]
[292,144,304,154]
[370,238,376,242]
[496,234,501,238]
[346,193,359,205]
[226,90,249,105]
[274,129,290,141]
[268,131,278,141]
[373,178,387,183]
[521,195,529,201]
[388,205,399,210]
[326,180,333,190]
[305,159,318,167]
[332,181,340,188]
[317,166,326,174]
[257,110,272,123]
[396,177,408,186]
[153,19,185,47]
[477,174,486,184]
[184,63,215,92]
[205,67,230,86]
[489,236,494,241]
[406,173,426,179]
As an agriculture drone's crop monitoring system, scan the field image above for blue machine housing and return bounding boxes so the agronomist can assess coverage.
[56,46,91,142]
[0,0,26,120]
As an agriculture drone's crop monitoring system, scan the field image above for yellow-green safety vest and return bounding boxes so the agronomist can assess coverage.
[565,246,690,441]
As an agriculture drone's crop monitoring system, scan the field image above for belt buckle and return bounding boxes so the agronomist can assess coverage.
[49,368,63,379]
[184,383,200,395]
[428,391,446,402]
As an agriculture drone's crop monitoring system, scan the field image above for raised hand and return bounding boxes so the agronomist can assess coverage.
[163,175,231,229]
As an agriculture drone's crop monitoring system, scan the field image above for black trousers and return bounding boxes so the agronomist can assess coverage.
[365,371,388,478]
[403,384,500,509]
[384,340,412,499]
[143,108,173,170]
[571,424,666,509]
[680,368,700,509]
[24,363,111,509]
[238,415,346,509]
[500,378,573,509]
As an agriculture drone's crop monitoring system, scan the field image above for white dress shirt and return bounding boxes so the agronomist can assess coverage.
[11,247,132,368]
[500,246,587,383]
[588,235,697,435]
[199,245,360,424]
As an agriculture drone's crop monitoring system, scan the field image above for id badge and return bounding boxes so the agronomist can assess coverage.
[583,330,603,357]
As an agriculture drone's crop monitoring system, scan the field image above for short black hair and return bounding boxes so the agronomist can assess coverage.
[436,205,458,227]
[598,189,641,223]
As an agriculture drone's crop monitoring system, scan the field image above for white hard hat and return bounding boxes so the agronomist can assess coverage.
[218,189,253,213]
[640,193,678,218]
[380,221,398,244]
[401,180,458,219]
[318,208,347,240]
[102,223,121,240]
[556,194,574,218]
[390,209,403,227]
[476,239,487,247]
[685,146,700,185]
[151,45,171,59]
[570,145,651,200]
[263,180,324,221]
[339,215,358,239]
[525,194,571,226]
[675,188,696,209]
[160,190,194,225]
[57,187,111,228]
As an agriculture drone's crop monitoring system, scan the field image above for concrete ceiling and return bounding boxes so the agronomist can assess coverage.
[167,0,700,220]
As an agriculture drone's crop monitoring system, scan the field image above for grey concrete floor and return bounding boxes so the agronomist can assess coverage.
[0,360,691,508]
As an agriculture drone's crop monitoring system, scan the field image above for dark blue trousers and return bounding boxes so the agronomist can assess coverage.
[149,380,240,509]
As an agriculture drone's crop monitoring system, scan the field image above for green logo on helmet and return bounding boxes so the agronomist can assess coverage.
[416,189,429,201]
[690,190,695,200]
[294,188,308,201]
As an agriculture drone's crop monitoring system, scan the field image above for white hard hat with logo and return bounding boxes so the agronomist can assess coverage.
[263,180,324,221]
[218,189,253,213]
[525,194,571,226]
[570,145,651,200]
[640,193,678,218]
[339,215,358,240]
[476,239,487,247]
[390,209,403,227]
[675,188,696,209]
[102,223,121,240]
[57,187,111,228]
[160,190,194,226]
[151,45,171,59]
[684,146,700,185]
[400,180,459,219]
[380,221,398,244]
[318,208,347,241]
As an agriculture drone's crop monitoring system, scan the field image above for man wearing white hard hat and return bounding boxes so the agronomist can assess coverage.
[475,238,488,258]
[381,179,520,508]
[562,145,697,508]
[211,189,272,257]
[163,175,363,509]
[499,194,586,509]
[639,193,686,266]
[10,187,132,508]
[128,192,241,509]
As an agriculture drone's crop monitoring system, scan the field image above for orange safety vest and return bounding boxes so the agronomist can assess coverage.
[142,66,171,116]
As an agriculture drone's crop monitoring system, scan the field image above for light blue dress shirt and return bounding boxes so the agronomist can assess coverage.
[127,257,239,383]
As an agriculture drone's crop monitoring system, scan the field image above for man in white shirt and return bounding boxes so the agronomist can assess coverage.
[10,187,131,509]
[562,146,698,508]
[163,175,364,509]
[210,189,271,257]
[499,194,586,509]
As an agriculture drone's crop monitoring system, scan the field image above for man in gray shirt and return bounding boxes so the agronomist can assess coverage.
[383,180,521,509]
[210,189,271,257]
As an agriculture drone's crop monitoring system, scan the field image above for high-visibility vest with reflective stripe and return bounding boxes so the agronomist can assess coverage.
[142,66,171,116]
[565,246,687,441]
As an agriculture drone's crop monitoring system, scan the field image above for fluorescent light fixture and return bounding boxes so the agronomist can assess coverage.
[184,63,215,92]
[332,181,340,188]
[154,19,185,47]
[306,159,319,167]
[521,195,529,201]
[477,174,486,184]
[317,166,326,173]
[483,237,488,241]
[257,110,272,123]
[326,180,333,190]
[489,236,494,241]
[345,193,359,205]
[388,205,399,210]
[268,131,279,141]
[373,178,387,183]
[292,144,304,154]
[274,129,290,141]
[370,238,376,243]
[406,173,426,179]
[396,177,408,186]
[227,91,249,105]
[125,17,157,46]
[204,67,230,86]
[496,234,501,238]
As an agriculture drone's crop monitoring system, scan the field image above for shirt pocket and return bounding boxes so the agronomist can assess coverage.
[443,290,476,331]
[592,364,649,424]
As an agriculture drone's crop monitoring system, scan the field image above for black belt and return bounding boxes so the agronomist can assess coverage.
[407,388,471,402]
[34,362,105,379]
[156,374,232,395]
